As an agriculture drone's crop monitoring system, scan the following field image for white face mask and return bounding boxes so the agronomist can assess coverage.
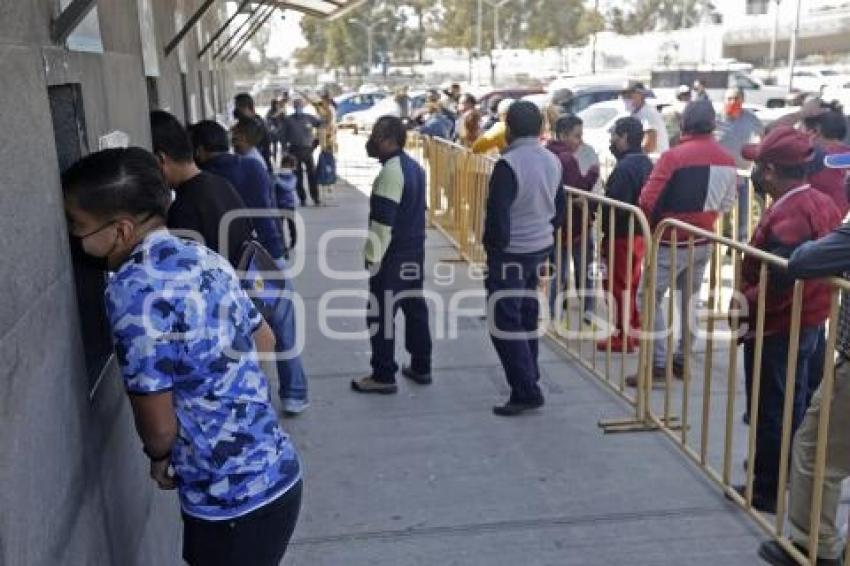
[623,99,636,114]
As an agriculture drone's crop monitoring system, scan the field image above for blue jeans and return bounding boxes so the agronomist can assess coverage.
[269,258,308,402]
[548,236,595,318]
[486,249,549,403]
[737,176,751,242]
[744,326,821,500]
[368,253,432,383]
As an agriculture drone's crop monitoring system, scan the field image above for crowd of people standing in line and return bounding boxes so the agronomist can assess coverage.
[56,70,850,564]
[413,78,850,565]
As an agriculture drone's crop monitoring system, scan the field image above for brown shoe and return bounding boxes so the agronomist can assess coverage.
[350,376,398,394]
[625,366,668,388]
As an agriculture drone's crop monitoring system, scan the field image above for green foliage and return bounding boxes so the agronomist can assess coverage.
[607,0,717,35]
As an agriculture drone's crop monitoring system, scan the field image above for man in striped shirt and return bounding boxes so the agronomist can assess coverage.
[352,117,433,394]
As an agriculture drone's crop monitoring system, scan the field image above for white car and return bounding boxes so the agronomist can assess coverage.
[343,96,402,132]
[776,68,850,93]
[577,99,783,163]
[342,91,428,132]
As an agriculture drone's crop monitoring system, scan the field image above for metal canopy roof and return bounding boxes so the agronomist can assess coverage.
[268,0,369,20]
[53,0,369,62]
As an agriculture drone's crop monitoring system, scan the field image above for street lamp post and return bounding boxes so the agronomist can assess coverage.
[349,17,387,77]
[768,0,782,77]
[480,0,511,85]
[787,0,802,93]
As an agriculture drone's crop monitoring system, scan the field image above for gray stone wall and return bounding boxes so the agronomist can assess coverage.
[0,1,231,564]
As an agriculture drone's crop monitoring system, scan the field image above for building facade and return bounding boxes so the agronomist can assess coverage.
[0,1,231,564]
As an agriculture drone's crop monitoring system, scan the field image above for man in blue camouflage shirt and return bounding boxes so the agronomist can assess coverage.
[63,147,301,566]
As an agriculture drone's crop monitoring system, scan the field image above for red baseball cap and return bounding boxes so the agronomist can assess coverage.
[741,126,814,166]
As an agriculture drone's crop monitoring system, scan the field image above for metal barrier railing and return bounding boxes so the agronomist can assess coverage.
[641,218,849,566]
[407,132,848,565]
[548,188,655,429]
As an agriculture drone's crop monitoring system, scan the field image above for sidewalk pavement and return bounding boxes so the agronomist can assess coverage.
[279,158,765,565]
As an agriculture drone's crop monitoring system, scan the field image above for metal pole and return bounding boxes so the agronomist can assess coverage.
[367,26,373,75]
[476,0,483,85]
[591,0,599,74]
[769,0,781,76]
[199,0,251,59]
[224,6,275,62]
[214,2,263,59]
[787,0,802,92]
[165,0,216,56]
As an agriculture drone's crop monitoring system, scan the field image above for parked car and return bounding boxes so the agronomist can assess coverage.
[334,91,387,124]
[776,68,850,93]
[477,88,544,115]
[526,83,657,116]
[651,68,789,108]
[342,91,427,132]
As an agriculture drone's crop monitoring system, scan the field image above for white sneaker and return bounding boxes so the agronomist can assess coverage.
[283,399,310,415]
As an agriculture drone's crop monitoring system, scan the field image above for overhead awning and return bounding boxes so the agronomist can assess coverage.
[164,0,369,59]
[267,0,369,20]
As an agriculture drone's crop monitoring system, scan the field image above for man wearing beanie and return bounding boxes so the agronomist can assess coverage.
[629,99,738,387]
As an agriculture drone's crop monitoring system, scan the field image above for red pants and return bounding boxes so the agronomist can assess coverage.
[602,236,644,338]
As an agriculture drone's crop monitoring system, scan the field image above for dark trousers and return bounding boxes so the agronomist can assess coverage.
[292,146,319,205]
[486,249,549,403]
[182,480,302,566]
[744,327,821,501]
[368,254,432,383]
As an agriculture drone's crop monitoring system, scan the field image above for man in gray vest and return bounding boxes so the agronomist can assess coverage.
[483,101,565,416]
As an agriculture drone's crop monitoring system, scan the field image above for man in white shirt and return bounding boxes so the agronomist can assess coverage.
[620,80,669,154]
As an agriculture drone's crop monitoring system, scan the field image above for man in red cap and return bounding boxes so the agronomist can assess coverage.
[730,126,842,514]
[757,149,850,566]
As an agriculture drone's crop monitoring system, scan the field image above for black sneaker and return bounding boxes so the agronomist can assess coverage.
[758,539,843,566]
[351,376,398,394]
[493,397,544,417]
[401,365,432,385]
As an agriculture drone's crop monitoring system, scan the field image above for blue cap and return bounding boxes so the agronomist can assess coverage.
[825,152,850,169]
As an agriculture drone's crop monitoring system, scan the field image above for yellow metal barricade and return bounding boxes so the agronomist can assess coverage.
[411,131,847,565]
[640,217,849,566]
[547,188,655,429]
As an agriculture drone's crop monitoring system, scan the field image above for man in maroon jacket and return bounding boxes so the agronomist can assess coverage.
[729,126,843,513]
[545,114,600,324]
[627,99,738,387]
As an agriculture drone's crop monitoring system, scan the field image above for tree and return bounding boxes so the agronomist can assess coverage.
[607,0,718,35]
[430,0,598,51]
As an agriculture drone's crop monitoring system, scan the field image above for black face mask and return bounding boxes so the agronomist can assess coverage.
[751,164,769,198]
[366,138,379,159]
[609,143,623,159]
[69,235,110,271]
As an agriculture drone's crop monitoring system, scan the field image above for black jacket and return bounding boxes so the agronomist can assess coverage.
[601,150,653,239]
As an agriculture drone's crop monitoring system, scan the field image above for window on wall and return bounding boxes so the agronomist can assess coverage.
[181,73,191,124]
[146,77,160,111]
[198,69,207,119]
[48,84,113,395]
[59,0,104,53]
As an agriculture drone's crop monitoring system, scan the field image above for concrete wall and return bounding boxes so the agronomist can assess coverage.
[0,1,231,564]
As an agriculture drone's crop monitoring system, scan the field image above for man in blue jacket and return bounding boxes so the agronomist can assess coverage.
[351,117,433,394]
[189,120,284,260]
[483,101,565,416]
[187,119,308,414]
